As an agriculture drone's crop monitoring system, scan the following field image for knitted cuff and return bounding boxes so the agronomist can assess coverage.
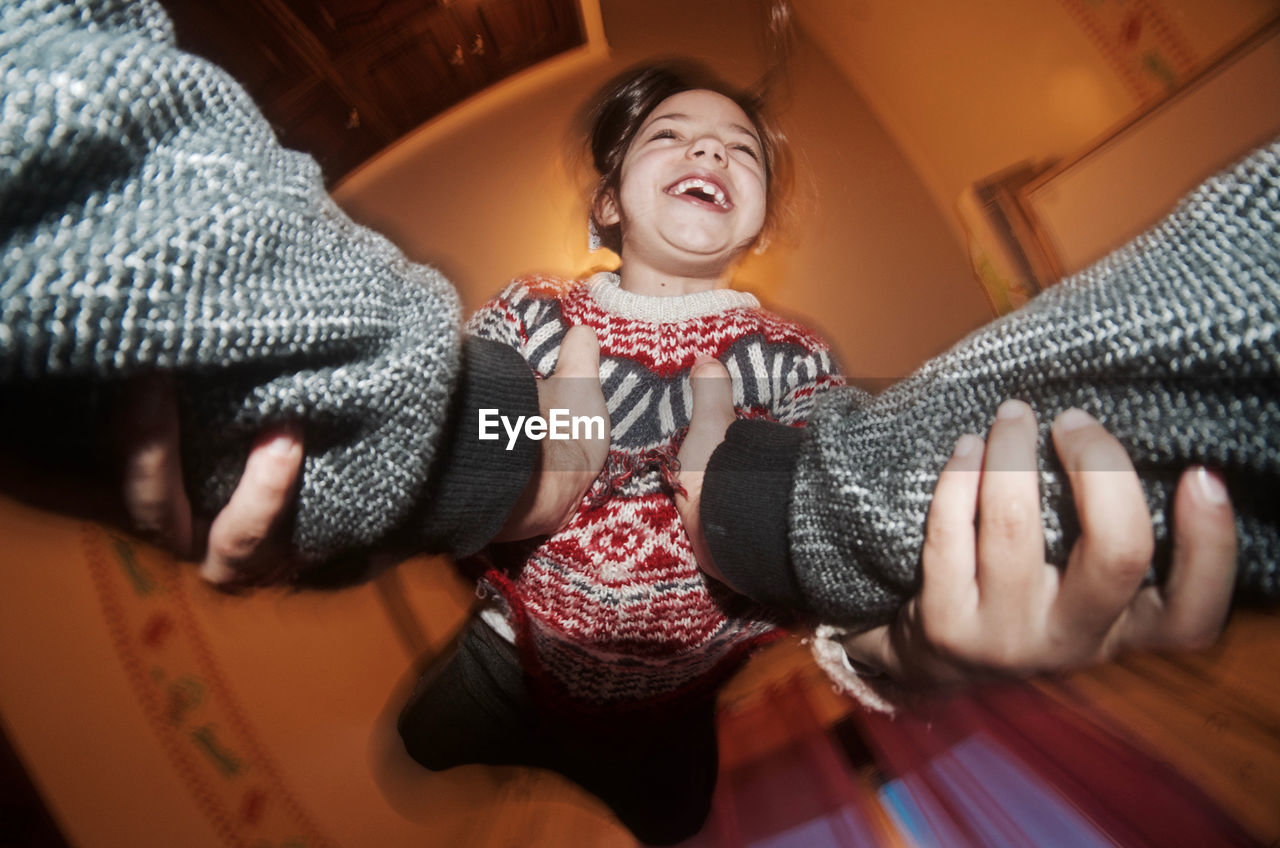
[701,419,807,611]
[419,337,540,557]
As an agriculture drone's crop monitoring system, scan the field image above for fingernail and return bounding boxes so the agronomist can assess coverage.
[691,358,725,378]
[953,433,982,458]
[996,399,1028,420]
[1195,466,1229,505]
[1054,408,1096,433]
[267,432,298,456]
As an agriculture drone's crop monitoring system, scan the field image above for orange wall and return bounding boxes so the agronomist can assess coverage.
[795,0,1280,239]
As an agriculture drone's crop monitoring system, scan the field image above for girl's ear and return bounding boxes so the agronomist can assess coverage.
[595,189,620,227]
[748,220,772,256]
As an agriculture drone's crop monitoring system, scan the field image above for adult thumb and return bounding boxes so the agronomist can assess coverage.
[677,356,735,584]
[688,356,734,432]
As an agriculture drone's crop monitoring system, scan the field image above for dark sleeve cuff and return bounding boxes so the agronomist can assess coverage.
[701,418,808,612]
[418,337,540,557]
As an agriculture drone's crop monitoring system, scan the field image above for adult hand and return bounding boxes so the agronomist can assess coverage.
[843,400,1238,684]
[493,325,610,541]
[118,375,304,586]
[674,356,735,583]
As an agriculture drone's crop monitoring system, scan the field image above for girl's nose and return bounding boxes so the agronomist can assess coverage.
[688,136,727,165]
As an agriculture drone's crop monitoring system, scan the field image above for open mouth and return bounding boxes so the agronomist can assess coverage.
[666,176,732,210]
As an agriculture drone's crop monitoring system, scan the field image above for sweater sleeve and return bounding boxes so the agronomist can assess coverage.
[0,0,539,563]
[701,418,806,608]
[788,139,1280,629]
[770,335,845,427]
[416,336,540,558]
[465,275,574,377]
[467,280,534,354]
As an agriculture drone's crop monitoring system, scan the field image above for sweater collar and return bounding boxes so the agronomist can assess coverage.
[586,271,758,323]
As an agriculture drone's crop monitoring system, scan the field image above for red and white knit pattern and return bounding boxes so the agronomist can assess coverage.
[468,273,844,709]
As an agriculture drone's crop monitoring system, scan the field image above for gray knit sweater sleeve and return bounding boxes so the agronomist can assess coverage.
[786,139,1280,627]
[1,0,533,561]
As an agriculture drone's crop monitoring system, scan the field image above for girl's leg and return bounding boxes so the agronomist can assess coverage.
[397,616,539,769]
[398,619,719,844]
[542,697,720,845]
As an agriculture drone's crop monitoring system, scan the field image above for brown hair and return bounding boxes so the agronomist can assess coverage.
[584,61,793,255]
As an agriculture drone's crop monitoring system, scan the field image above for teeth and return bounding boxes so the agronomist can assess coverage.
[672,178,727,207]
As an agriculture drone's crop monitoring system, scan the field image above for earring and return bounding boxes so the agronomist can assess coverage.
[588,217,603,252]
[753,236,770,255]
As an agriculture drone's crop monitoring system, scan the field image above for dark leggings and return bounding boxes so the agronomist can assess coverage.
[397,618,719,845]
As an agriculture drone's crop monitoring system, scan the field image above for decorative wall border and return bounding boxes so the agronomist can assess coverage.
[1058,0,1198,102]
[82,524,337,848]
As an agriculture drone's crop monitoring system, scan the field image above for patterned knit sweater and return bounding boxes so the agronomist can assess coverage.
[467,272,843,708]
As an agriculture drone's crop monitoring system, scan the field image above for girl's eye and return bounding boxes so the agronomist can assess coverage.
[650,129,677,141]
[733,144,760,161]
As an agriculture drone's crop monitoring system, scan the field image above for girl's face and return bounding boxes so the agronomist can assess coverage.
[600,89,768,278]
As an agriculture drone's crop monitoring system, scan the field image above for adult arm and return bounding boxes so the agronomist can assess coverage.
[1,0,541,566]
[700,138,1280,627]
[678,370,1237,707]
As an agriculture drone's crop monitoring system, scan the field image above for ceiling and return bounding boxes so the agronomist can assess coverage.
[164,0,1280,206]
[164,0,591,183]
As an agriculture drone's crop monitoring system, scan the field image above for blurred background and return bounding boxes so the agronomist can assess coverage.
[2,0,1279,845]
